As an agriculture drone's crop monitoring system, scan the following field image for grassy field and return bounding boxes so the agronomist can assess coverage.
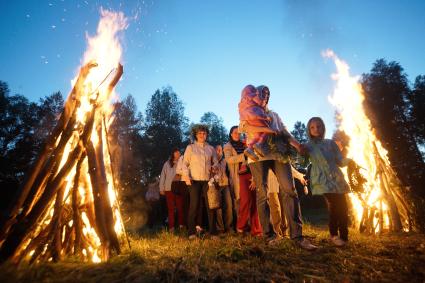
[1,224,424,283]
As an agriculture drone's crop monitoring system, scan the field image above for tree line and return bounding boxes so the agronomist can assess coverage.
[0,58,424,229]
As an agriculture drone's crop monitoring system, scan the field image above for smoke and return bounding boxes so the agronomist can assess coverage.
[282,0,343,62]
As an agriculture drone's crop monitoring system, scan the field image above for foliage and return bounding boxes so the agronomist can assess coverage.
[199,112,227,146]
[142,87,188,182]
[290,121,309,167]
[409,75,425,147]
[0,82,63,211]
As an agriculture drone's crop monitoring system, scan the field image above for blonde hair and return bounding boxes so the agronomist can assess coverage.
[307,117,326,140]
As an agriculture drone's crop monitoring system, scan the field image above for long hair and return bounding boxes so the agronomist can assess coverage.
[229,125,239,141]
[306,117,326,140]
[168,147,180,167]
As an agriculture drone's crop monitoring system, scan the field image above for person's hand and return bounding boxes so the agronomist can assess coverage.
[299,178,307,186]
[160,191,165,196]
[185,179,192,186]
[303,186,309,195]
[249,179,256,191]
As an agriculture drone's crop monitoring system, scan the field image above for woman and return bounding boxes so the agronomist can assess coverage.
[159,148,185,232]
[224,126,262,236]
[239,85,317,250]
[182,124,218,239]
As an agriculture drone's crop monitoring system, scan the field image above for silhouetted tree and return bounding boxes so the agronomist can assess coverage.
[110,94,144,187]
[200,112,227,147]
[409,75,425,150]
[142,87,188,182]
[361,59,425,230]
[290,121,309,167]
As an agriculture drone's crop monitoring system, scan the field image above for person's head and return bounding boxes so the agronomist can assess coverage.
[215,144,223,158]
[169,148,180,166]
[257,85,270,108]
[191,124,209,143]
[229,125,240,142]
[307,117,326,140]
[241,84,258,100]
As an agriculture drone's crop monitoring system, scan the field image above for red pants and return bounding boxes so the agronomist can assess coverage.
[165,191,185,229]
[237,173,262,236]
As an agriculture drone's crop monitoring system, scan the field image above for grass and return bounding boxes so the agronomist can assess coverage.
[1,224,424,283]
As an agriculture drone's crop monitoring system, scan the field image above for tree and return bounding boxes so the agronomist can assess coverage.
[290,121,309,167]
[409,75,425,149]
[200,112,227,147]
[110,94,144,187]
[142,87,188,182]
[361,59,425,230]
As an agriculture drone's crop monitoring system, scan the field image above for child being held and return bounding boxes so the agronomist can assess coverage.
[238,85,289,161]
[304,117,353,247]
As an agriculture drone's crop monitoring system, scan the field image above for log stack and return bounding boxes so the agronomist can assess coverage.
[0,62,127,264]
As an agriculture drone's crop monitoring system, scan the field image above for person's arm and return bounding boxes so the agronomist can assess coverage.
[181,145,192,185]
[223,143,245,164]
[159,162,167,195]
[331,140,351,167]
[272,112,302,152]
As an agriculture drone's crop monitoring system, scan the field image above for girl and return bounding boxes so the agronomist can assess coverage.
[159,148,185,232]
[305,117,352,246]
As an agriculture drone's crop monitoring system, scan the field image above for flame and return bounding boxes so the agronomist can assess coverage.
[19,9,128,263]
[324,49,403,233]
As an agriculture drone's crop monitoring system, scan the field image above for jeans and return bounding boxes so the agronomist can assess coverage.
[249,160,303,239]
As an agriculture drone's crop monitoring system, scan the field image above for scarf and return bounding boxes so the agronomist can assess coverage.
[230,139,245,154]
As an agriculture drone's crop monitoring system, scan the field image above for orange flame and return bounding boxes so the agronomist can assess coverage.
[324,49,394,232]
[23,9,128,263]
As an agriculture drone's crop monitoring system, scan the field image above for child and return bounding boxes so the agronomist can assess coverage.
[304,117,352,246]
[238,85,271,160]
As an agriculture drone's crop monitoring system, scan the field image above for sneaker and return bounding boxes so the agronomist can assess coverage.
[244,148,259,161]
[297,238,318,250]
[188,234,197,240]
[330,236,345,247]
[268,235,284,246]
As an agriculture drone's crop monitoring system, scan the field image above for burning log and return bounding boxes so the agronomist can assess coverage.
[0,62,127,264]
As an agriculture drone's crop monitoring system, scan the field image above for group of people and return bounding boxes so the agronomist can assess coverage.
[157,84,353,250]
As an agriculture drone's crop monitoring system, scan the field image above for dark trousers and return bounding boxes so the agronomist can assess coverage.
[323,193,349,241]
[216,186,234,232]
[188,181,217,236]
[249,160,303,239]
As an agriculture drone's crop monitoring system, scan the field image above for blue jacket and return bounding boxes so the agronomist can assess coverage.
[306,139,350,195]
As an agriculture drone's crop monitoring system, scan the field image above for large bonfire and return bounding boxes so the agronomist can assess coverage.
[0,9,128,263]
[324,49,412,234]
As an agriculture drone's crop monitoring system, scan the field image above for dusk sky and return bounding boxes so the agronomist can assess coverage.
[1,0,424,136]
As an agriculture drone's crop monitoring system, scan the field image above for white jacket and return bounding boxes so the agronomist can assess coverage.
[182,142,218,181]
[159,160,177,192]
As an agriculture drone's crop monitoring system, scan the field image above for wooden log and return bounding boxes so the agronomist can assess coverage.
[71,153,85,256]
[95,124,120,253]
[51,181,67,262]
[103,117,131,250]
[0,108,95,263]
[86,137,110,249]
[0,62,97,241]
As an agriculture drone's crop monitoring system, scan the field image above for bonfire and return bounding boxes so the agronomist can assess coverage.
[0,9,129,264]
[324,49,412,234]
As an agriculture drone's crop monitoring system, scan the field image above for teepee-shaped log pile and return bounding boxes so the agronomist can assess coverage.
[0,62,127,264]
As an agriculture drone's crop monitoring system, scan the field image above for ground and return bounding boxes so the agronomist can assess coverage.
[0,224,424,283]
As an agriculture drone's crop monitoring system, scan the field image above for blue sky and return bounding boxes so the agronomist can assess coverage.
[1,0,424,137]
